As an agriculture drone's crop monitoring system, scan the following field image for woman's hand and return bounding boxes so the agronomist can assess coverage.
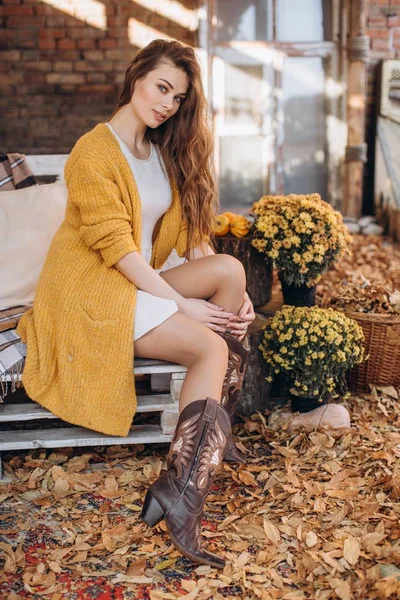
[225,292,255,341]
[178,298,234,333]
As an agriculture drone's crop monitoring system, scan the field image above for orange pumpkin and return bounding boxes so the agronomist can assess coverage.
[230,215,251,238]
[221,211,236,223]
[214,214,230,236]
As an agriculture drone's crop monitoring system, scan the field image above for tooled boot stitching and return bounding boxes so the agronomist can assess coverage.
[221,334,249,463]
[147,399,228,567]
[165,421,210,516]
[164,404,226,512]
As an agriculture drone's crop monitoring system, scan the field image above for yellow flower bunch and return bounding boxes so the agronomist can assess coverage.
[251,194,352,286]
[260,305,365,400]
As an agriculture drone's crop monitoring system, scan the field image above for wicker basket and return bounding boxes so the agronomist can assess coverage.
[347,312,400,392]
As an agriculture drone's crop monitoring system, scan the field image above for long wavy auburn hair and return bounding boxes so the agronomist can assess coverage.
[112,39,218,255]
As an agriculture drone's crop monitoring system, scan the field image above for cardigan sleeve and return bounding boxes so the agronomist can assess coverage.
[66,158,139,267]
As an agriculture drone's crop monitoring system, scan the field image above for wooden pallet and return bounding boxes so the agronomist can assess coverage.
[0,358,186,480]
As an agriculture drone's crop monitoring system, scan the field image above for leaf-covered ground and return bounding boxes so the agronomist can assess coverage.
[1,235,400,599]
[1,389,399,600]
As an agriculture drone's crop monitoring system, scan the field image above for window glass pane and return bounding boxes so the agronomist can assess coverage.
[225,63,264,127]
[216,0,273,42]
[282,57,327,199]
[219,136,265,209]
[276,0,331,42]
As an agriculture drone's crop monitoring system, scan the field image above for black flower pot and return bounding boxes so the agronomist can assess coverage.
[290,392,328,413]
[278,272,316,307]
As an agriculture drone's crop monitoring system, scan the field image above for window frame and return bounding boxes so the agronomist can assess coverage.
[201,0,346,208]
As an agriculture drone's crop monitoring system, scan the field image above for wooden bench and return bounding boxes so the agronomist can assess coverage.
[0,155,187,479]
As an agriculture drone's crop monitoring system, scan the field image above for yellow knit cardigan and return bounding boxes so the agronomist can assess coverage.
[17,123,189,437]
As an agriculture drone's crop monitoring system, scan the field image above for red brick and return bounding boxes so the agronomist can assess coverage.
[58,84,78,94]
[83,60,113,73]
[371,38,390,50]
[2,0,23,4]
[15,29,38,48]
[40,28,65,39]
[2,5,33,16]
[87,73,106,83]
[368,29,389,39]
[34,5,54,16]
[54,61,73,72]
[83,50,104,60]
[46,72,84,85]
[76,39,96,50]
[58,39,76,50]
[370,48,395,59]
[39,38,56,50]
[2,108,19,118]
[50,49,79,60]
[22,49,39,60]
[106,16,128,27]
[104,49,123,60]
[30,60,52,72]
[24,72,45,84]
[1,72,24,84]
[77,84,115,94]
[6,16,43,27]
[0,29,15,40]
[388,16,400,27]
[45,16,66,27]
[0,86,15,99]
[67,27,105,39]
[0,49,21,60]
[20,106,58,118]
[98,38,117,49]
[368,16,386,28]
[106,26,129,39]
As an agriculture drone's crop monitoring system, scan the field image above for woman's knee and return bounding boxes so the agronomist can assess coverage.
[185,327,228,368]
[212,254,246,286]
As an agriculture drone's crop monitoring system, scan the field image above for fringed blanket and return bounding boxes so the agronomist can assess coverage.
[0,305,31,333]
[0,153,36,190]
[0,329,27,402]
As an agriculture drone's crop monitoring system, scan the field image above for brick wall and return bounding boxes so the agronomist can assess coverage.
[364,0,400,213]
[0,0,198,154]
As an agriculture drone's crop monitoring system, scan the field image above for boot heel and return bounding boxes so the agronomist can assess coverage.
[141,491,164,527]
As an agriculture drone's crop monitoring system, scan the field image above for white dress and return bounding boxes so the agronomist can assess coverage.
[106,123,182,341]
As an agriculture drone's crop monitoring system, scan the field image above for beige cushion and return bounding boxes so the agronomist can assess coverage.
[0,182,68,310]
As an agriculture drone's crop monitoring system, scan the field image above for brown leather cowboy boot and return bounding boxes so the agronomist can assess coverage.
[140,397,231,568]
[220,332,250,464]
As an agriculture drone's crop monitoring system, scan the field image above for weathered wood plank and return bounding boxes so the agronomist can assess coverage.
[170,372,186,403]
[133,362,187,375]
[4,360,187,383]
[160,410,179,435]
[0,425,172,451]
[0,394,180,422]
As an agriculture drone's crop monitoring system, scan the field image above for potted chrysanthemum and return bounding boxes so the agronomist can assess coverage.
[260,305,365,412]
[251,194,352,306]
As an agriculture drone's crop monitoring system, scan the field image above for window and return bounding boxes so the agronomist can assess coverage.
[203,0,342,210]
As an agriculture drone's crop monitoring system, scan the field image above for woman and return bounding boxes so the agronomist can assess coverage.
[17,39,255,568]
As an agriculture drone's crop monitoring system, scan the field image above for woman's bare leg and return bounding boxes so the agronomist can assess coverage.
[161,254,246,318]
[134,311,228,412]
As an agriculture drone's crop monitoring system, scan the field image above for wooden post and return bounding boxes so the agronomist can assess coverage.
[343,0,370,218]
